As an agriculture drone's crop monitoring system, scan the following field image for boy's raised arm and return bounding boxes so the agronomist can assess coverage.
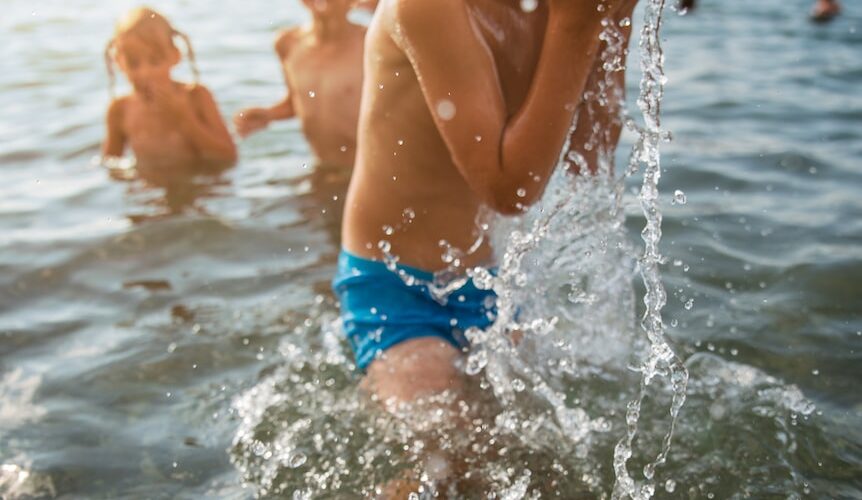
[233,30,297,137]
[395,0,633,213]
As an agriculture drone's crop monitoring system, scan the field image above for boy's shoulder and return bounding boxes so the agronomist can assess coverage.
[274,27,303,59]
[107,95,131,119]
[394,0,459,32]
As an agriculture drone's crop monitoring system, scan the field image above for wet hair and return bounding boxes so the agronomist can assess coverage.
[104,7,199,96]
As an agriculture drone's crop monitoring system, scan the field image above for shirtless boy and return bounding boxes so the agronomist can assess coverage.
[333,0,639,406]
[233,0,367,169]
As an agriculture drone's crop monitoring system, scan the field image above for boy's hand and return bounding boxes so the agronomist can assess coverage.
[233,107,272,138]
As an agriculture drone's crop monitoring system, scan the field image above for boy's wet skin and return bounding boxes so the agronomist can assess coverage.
[343,0,638,405]
[344,0,635,272]
[345,0,545,273]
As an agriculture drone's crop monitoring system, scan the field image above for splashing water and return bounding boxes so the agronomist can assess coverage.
[232,2,689,497]
[462,0,689,497]
[610,1,689,498]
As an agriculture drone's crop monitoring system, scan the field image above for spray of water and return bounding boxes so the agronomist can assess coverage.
[611,1,688,498]
[231,2,689,497]
[458,1,688,497]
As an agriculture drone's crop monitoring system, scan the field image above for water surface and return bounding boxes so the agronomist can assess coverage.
[1,0,860,498]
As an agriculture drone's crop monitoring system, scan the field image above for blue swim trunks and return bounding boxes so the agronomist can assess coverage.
[332,250,498,370]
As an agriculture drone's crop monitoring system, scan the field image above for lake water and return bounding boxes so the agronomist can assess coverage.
[1,0,860,498]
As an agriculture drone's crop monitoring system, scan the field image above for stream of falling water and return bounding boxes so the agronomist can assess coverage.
[461,1,688,498]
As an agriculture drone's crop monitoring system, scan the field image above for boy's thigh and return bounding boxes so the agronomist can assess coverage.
[362,336,464,404]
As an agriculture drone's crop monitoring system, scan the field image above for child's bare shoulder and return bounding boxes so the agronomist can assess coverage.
[274,27,303,59]
[183,82,213,97]
[183,83,220,110]
[106,96,130,122]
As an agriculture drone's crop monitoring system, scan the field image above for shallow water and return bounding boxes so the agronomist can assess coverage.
[1,0,861,498]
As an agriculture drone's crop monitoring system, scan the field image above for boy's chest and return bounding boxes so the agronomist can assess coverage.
[282,42,363,107]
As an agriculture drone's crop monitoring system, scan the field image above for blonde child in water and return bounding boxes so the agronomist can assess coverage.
[102,7,237,176]
[233,0,368,170]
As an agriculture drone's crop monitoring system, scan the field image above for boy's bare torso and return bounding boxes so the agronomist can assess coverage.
[343,0,549,270]
[280,24,366,167]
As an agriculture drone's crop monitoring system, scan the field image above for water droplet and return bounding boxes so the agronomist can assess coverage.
[684,299,693,310]
[435,99,456,120]
[665,479,676,493]
[308,91,316,98]
[619,17,632,27]
[378,240,391,253]
[520,0,538,12]
[465,349,488,375]
[512,378,526,392]
[474,135,482,142]
[516,188,527,198]
[672,189,687,205]
[382,225,394,235]
[288,451,307,468]
[397,139,404,146]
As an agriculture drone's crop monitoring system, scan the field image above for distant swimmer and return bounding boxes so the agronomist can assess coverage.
[811,0,841,22]
[102,8,237,177]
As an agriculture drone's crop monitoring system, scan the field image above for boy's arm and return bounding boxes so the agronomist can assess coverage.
[233,30,296,137]
[102,98,126,157]
[182,85,238,166]
[270,30,297,120]
[395,0,636,214]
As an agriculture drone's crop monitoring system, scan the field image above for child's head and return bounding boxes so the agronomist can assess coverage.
[105,7,198,96]
[300,0,354,17]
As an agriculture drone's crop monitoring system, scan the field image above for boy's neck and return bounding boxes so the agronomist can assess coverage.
[309,12,351,40]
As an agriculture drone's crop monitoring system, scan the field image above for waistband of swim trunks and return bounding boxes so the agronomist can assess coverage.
[338,248,436,282]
